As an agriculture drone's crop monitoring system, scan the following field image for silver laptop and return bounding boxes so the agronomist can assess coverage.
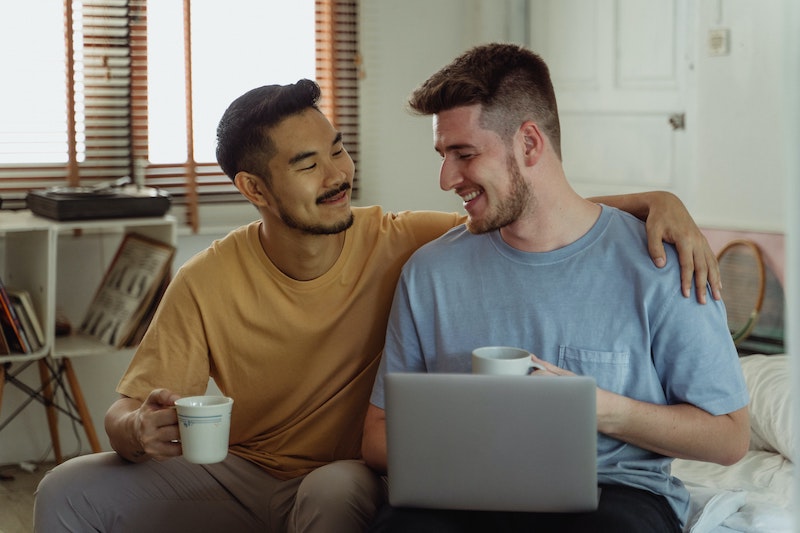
[385,372,599,513]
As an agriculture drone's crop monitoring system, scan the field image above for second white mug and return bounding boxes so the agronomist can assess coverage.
[471,346,543,375]
[175,395,234,464]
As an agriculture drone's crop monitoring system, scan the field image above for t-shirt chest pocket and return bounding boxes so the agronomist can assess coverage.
[558,345,631,392]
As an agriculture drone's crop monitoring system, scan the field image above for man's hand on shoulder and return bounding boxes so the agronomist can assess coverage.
[591,191,721,304]
[642,191,721,304]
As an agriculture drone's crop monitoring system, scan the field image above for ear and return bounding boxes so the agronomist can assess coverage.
[234,171,271,206]
[519,121,546,167]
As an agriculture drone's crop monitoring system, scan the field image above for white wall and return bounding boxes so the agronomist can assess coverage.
[357,0,787,233]
[355,0,468,214]
[691,0,787,232]
[356,0,529,215]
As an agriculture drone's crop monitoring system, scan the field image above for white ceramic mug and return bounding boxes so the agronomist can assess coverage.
[175,395,234,464]
[471,346,544,375]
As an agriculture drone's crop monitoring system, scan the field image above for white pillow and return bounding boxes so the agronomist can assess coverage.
[739,354,794,460]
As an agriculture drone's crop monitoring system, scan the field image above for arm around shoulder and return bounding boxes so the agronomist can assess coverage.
[590,190,666,221]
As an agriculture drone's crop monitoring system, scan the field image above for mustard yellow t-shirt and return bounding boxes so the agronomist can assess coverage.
[117,206,463,480]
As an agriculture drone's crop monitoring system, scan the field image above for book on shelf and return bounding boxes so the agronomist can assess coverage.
[79,233,176,348]
[0,320,10,355]
[8,289,46,351]
[0,275,32,354]
[11,300,41,352]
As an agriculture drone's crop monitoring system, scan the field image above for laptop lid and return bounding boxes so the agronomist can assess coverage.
[385,372,598,513]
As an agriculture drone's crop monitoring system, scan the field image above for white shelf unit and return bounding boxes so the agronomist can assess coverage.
[0,211,176,462]
[0,211,53,363]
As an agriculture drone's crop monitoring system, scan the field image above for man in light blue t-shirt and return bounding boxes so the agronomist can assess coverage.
[362,43,749,533]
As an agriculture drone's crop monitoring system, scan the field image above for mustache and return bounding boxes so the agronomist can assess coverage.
[317,182,351,203]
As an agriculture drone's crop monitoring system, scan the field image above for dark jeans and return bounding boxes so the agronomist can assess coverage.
[368,484,682,533]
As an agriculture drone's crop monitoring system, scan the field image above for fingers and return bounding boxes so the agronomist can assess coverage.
[675,238,724,305]
[137,389,182,460]
[686,247,707,304]
[640,191,722,304]
[669,230,722,305]
[529,355,575,377]
[140,419,182,460]
[691,248,711,304]
[704,242,722,301]
[145,388,181,409]
[646,224,668,269]
[668,236,694,300]
[529,354,551,371]
[707,258,722,301]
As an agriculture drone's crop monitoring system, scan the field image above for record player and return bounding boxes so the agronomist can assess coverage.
[27,177,171,221]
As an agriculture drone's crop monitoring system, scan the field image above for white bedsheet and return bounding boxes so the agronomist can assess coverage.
[674,450,795,533]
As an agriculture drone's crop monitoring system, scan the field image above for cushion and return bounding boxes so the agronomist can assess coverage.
[739,354,794,460]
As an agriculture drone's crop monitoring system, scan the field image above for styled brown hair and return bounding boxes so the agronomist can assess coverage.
[408,43,562,159]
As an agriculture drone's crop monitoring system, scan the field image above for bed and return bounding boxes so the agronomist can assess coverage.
[673,354,795,532]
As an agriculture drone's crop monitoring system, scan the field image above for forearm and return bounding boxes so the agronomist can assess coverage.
[588,191,669,221]
[597,390,749,466]
[362,404,388,473]
[105,396,149,463]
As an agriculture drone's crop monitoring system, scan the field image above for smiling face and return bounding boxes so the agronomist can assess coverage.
[434,105,531,234]
[259,108,356,235]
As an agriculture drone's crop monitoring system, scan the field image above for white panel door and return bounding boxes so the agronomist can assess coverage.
[527,0,692,198]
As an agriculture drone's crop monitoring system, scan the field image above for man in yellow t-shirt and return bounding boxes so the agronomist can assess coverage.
[34,79,719,533]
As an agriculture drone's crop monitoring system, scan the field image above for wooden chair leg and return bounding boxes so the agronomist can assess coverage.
[62,358,102,453]
[38,359,64,464]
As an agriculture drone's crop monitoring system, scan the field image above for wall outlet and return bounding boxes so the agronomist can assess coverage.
[708,28,731,56]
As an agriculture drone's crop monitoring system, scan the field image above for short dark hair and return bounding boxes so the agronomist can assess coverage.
[408,43,562,159]
[216,79,322,182]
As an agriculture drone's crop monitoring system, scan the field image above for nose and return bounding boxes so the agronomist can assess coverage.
[324,152,354,186]
[439,157,461,192]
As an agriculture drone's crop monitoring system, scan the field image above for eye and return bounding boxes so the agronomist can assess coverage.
[299,163,317,171]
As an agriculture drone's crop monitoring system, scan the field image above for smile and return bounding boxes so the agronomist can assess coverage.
[319,190,346,204]
[460,188,483,204]
[317,183,351,204]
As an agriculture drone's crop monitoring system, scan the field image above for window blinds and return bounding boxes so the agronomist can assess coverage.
[0,0,133,204]
[316,0,360,198]
[0,0,359,233]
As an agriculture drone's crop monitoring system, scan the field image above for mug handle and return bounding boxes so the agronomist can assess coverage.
[526,362,546,375]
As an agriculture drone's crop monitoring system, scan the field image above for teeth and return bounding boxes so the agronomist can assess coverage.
[461,190,481,202]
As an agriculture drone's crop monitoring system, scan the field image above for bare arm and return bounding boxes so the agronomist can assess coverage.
[593,191,720,304]
[532,356,750,466]
[362,403,389,473]
[104,389,182,463]
[597,390,749,465]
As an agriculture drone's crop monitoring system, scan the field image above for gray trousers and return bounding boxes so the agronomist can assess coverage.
[34,452,386,533]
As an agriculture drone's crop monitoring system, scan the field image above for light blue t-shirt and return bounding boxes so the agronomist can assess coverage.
[371,205,749,526]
